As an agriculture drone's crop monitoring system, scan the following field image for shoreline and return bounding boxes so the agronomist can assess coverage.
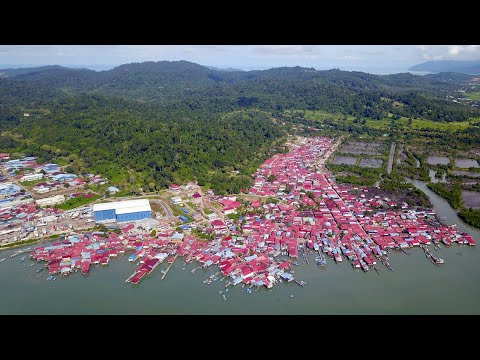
[0,234,66,252]
[0,226,95,252]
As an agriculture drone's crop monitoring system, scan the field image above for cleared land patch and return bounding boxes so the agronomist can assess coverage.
[453,171,480,178]
[427,156,450,165]
[462,191,480,209]
[455,158,479,168]
[340,141,385,155]
[465,92,480,100]
[331,156,357,165]
[359,158,383,168]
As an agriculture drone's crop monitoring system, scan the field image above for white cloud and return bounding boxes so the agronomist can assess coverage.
[449,45,461,55]
[251,45,308,56]
[416,45,480,61]
[336,55,363,61]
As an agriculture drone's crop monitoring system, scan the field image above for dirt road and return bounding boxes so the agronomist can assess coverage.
[387,142,396,174]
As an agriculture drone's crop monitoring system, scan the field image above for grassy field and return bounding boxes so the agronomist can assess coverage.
[169,203,191,219]
[18,178,46,187]
[302,110,480,132]
[185,201,198,211]
[303,110,355,122]
[465,92,480,100]
[55,195,100,210]
[363,117,478,131]
[150,203,166,216]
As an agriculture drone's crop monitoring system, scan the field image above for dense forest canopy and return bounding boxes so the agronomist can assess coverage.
[1,60,479,194]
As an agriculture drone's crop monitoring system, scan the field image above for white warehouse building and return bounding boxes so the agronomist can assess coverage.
[93,199,152,223]
[36,195,65,207]
[20,173,44,182]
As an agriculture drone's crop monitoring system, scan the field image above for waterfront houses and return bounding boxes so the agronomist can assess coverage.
[26,136,477,289]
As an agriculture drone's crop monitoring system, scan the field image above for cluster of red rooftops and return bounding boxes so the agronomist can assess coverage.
[29,137,476,288]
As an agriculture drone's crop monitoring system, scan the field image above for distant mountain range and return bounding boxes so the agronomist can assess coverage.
[205,66,244,72]
[409,60,480,75]
[0,65,87,78]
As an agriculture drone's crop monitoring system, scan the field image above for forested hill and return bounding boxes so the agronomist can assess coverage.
[2,61,479,121]
[0,65,77,78]
[1,60,479,194]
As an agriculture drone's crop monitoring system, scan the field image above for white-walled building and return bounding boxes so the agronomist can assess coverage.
[20,173,44,182]
[36,195,65,207]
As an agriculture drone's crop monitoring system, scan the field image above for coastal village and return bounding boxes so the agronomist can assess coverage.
[0,137,477,292]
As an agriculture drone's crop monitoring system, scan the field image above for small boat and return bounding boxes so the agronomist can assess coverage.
[53,276,57,280]
[360,261,370,272]
[19,256,26,262]
[0,258,6,263]
[222,295,227,301]
[318,254,327,267]
[37,267,44,273]
[36,274,43,278]
[29,263,34,267]
[455,251,463,256]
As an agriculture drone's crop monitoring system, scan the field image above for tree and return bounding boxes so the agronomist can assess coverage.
[150,229,157,237]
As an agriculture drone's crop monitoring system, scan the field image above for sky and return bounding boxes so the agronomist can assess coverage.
[0,45,479,73]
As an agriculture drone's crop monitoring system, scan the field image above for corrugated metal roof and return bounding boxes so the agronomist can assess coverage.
[116,205,151,214]
[93,199,151,212]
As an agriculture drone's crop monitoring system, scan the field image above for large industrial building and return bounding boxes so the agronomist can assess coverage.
[36,195,65,207]
[93,199,152,223]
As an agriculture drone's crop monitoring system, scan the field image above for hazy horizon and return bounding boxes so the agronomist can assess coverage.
[0,45,479,75]
[0,61,432,75]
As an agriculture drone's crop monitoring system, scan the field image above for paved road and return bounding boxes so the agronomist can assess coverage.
[156,199,173,217]
[316,136,343,170]
[387,142,396,174]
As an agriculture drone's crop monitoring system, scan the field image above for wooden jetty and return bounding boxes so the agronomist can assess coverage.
[161,254,178,280]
